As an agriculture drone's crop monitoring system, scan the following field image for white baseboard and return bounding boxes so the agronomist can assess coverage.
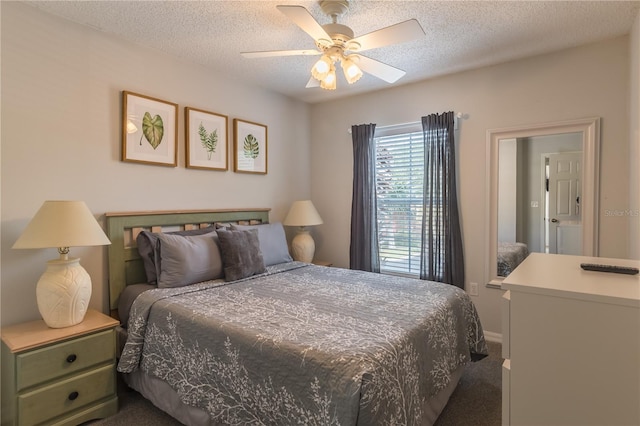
[483,330,502,343]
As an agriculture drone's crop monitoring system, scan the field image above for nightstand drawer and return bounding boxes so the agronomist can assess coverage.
[18,363,115,426]
[16,329,114,391]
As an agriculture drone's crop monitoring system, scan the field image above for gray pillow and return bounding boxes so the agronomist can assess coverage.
[136,227,215,284]
[216,228,266,281]
[230,222,292,266]
[156,232,223,288]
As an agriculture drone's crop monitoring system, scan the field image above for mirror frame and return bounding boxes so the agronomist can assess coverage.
[486,117,601,287]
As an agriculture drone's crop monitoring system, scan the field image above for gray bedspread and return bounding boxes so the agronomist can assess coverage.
[497,242,529,277]
[119,262,487,425]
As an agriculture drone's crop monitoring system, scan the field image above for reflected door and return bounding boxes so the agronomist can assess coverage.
[548,152,582,254]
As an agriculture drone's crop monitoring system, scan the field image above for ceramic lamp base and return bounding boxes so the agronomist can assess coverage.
[36,258,91,328]
[290,229,315,263]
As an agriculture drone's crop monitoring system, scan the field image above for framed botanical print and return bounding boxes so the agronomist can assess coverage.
[233,118,267,174]
[122,91,178,167]
[185,107,228,171]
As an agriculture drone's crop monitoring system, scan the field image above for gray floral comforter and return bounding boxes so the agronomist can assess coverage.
[497,242,529,277]
[118,262,487,425]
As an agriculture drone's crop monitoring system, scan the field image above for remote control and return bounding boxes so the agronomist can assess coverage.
[580,263,639,275]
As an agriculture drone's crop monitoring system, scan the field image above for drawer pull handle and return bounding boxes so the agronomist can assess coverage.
[68,391,79,401]
[66,354,77,363]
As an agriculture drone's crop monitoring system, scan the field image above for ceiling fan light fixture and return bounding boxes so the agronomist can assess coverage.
[345,40,361,52]
[320,65,337,90]
[246,3,423,91]
[341,56,363,84]
[311,55,333,80]
[316,38,333,49]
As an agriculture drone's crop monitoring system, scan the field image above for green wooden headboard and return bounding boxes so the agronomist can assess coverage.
[105,208,270,312]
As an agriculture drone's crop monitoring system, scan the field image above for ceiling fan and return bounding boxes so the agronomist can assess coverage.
[241,0,425,90]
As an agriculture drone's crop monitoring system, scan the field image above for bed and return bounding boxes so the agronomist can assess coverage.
[497,241,529,277]
[106,209,487,426]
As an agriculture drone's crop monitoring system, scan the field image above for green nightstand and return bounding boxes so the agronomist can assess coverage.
[1,310,119,425]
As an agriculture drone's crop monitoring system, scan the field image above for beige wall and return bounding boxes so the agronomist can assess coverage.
[2,2,636,337]
[310,36,631,336]
[630,11,640,259]
[0,3,311,326]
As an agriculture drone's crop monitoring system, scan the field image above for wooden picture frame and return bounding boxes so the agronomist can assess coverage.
[122,91,178,167]
[233,118,268,174]
[185,107,228,171]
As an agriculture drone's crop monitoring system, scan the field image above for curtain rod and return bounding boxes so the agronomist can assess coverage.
[347,112,466,134]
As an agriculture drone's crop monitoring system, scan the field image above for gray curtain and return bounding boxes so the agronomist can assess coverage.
[420,112,465,288]
[350,123,380,272]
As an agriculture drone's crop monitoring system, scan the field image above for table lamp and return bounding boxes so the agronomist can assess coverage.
[12,201,111,328]
[283,200,323,263]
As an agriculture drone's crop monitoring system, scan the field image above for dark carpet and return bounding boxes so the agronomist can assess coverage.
[433,341,502,425]
[90,341,502,426]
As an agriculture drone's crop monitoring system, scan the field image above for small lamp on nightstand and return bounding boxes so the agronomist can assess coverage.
[283,200,323,263]
[12,201,111,328]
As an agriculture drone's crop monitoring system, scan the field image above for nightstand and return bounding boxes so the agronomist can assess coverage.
[1,310,119,426]
[312,260,333,267]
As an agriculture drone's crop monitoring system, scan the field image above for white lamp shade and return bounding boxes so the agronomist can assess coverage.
[284,200,323,263]
[283,200,323,227]
[13,200,111,249]
[342,55,363,84]
[12,200,110,328]
[320,66,337,90]
[311,55,332,81]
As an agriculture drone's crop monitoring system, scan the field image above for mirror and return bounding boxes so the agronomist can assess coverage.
[486,117,600,287]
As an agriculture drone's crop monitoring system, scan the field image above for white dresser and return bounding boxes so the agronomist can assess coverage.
[501,253,640,426]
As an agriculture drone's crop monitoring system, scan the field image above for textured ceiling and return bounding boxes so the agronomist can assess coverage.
[26,1,640,104]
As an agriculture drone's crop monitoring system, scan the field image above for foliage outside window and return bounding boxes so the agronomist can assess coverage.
[375,126,425,276]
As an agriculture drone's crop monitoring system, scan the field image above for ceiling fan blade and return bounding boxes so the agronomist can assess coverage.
[348,19,425,52]
[276,5,331,43]
[356,55,406,83]
[241,49,321,58]
[305,76,320,88]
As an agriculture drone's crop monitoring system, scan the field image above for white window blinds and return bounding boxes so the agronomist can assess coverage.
[375,123,424,276]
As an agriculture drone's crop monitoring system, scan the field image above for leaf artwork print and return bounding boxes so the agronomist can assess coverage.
[243,134,260,159]
[198,123,218,160]
[141,112,164,149]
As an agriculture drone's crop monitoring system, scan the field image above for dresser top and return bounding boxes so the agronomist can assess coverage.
[1,309,119,353]
[502,253,640,307]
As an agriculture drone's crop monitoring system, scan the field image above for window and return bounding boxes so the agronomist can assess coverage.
[375,123,424,276]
